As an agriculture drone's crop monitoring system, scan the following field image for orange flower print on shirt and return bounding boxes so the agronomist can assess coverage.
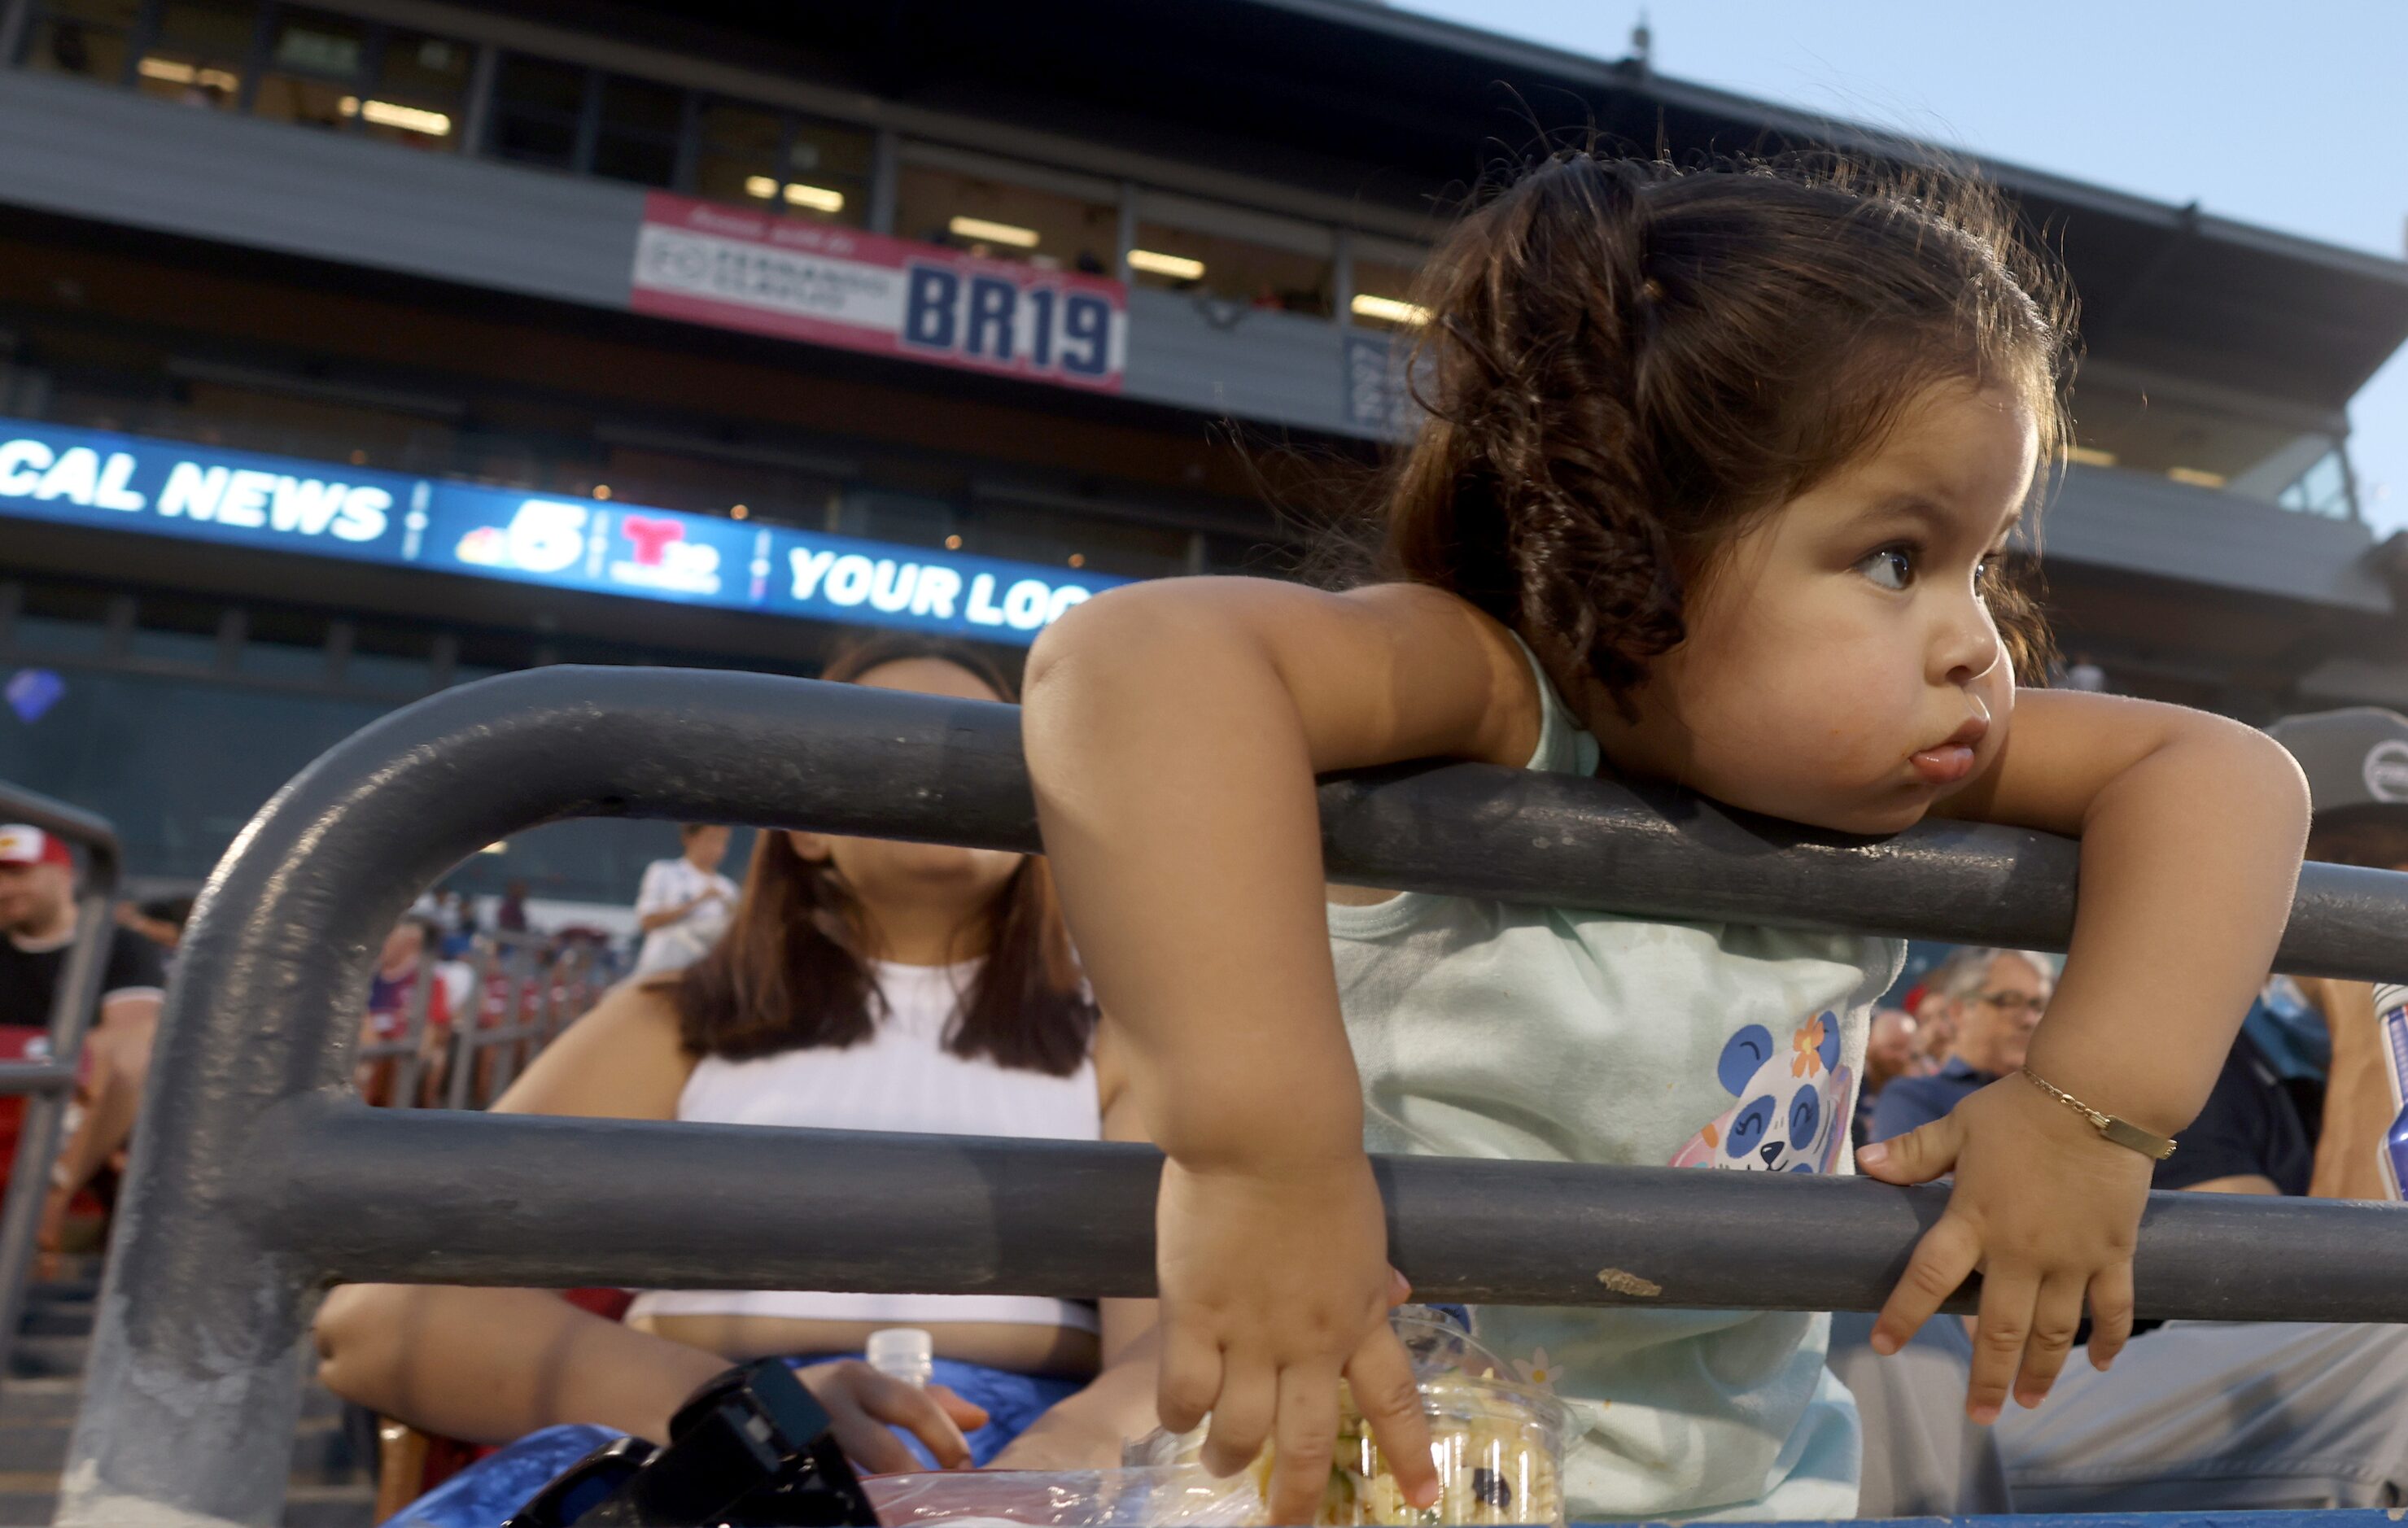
[1790,1014,1829,1078]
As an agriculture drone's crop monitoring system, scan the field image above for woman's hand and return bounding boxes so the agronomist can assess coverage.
[33,1182,72,1282]
[1856,1073,2152,1420]
[794,1360,989,1473]
[985,1404,1128,1471]
[1156,1156,1436,1525]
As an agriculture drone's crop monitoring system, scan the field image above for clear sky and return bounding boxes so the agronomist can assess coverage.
[1393,0,2408,532]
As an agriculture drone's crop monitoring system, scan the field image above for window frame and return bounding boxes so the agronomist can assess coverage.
[5,0,1436,334]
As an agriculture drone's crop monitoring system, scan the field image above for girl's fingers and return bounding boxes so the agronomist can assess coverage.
[1265,1364,1341,1527]
[2012,1275,2087,1409]
[1200,1356,1276,1478]
[1346,1326,1439,1510]
[1871,1213,1981,1355]
[1855,1115,1964,1185]
[1157,1326,1223,1437]
[1966,1267,2039,1426]
[2085,1260,2136,1373]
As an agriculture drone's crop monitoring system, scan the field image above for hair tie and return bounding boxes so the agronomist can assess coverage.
[1632,273,1665,345]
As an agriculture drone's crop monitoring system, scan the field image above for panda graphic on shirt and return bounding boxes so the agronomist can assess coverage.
[1668,1012,1854,1174]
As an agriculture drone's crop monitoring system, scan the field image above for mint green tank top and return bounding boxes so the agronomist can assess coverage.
[1326,641,1903,1521]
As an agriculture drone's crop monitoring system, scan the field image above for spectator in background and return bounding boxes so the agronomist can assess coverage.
[631,825,737,976]
[113,894,192,957]
[438,889,482,961]
[1907,980,1956,1068]
[359,914,453,1107]
[1854,1007,1928,1146]
[2061,653,2109,692]
[495,880,531,936]
[0,825,168,1262]
[0,827,163,1033]
[1870,949,2052,1142]
[1845,919,2399,1513]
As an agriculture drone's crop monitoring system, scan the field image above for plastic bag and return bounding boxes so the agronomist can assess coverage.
[1121,1308,1571,1526]
[865,1465,1262,1528]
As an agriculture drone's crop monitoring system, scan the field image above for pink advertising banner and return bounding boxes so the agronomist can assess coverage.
[629,192,1127,392]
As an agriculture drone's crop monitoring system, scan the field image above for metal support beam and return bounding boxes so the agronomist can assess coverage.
[60,668,2408,1526]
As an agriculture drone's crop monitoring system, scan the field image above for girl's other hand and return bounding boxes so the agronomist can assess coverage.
[795,1359,989,1473]
[1855,1075,2152,1421]
[1156,1156,1439,1524]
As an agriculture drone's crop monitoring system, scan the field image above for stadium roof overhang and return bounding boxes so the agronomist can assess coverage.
[628,0,2408,416]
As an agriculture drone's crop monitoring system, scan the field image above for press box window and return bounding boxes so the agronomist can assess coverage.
[363,32,470,147]
[486,53,587,170]
[18,0,142,83]
[965,501,1190,580]
[1129,194,1333,317]
[2279,447,2355,519]
[897,159,1118,274]
[592,74,684,188]
[250,8,365,133]
[692,102,870,225]
[1348,244,1428,330]
[135,0,256,111]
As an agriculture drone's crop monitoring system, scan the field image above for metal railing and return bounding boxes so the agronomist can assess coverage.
[0,782,116,1380]
[352,930,620,1111]
[57,668,2408,1526]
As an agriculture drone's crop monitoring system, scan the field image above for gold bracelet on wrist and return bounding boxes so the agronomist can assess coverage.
[2019,1066,2179,1162]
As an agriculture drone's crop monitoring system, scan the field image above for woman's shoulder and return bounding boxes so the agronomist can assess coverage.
[490,976,695,1120]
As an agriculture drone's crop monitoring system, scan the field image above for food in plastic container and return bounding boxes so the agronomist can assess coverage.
[865,1465,1263,1528]
[1121,1308,1570,1526]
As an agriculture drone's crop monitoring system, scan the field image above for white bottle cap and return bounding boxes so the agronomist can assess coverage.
[866,1327,934,1377]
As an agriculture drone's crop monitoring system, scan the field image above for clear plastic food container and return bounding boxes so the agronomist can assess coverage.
[1121,1307,1571,1526]
[865,1465,1262,1528]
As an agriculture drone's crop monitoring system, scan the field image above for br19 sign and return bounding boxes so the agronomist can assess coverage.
[631,193,1126,392]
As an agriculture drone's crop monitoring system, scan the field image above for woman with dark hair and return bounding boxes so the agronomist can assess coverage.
[317,636,1156,1525]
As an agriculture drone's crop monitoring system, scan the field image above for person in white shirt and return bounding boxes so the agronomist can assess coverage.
[631,824,737,975]
[316,637,1156,1524]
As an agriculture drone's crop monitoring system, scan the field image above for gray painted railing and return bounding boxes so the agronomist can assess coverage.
[60,668,2408,1526]
[0,782,116,1389]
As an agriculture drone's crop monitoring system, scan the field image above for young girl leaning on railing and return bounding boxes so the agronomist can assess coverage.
[1020,152,2310,1522]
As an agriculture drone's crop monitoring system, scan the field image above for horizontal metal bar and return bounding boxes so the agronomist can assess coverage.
[0,780,118,867]
[262,1102,2408,1325]
[0,1063,77,1096]
[1318,763,2408,982]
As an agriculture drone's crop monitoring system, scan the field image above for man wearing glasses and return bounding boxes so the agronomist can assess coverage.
[1846,944,2339,1517]
[1870,950,2054,1142]
[1871,946,2307,1194]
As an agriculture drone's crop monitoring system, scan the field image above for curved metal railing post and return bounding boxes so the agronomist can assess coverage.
[0,781,117,1382]
[58,667,2408,1526]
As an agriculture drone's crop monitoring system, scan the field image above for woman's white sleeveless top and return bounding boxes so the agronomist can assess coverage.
[626,958,1101,1332]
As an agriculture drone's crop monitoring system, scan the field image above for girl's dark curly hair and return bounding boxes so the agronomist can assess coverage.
[1379,151,2074,709]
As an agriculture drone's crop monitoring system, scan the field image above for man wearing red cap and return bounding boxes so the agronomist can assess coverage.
[0,824,165,1253]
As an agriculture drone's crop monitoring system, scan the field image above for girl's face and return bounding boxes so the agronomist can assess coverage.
[787,657,1026,937]
[1583,380,2036,836]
